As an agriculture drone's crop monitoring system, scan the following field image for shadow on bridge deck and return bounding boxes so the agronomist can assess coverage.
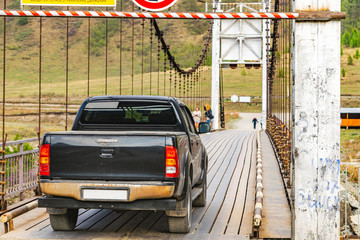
[0,130,290,240]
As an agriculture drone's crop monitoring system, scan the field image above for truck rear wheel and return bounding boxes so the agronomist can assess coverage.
[193,155,207,207]
[49,208,78,231]
[168,177,192,233]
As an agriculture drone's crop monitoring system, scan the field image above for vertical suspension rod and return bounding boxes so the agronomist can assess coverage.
[105,11,108,95]
[87,7,90,97]
[65,7,69,131]
[1,0,7,211]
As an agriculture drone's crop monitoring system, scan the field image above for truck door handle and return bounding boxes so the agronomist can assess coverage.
[100,149,114,158]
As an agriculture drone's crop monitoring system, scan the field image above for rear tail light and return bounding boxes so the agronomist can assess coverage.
[39,144,50,176]
[165,146,179,178]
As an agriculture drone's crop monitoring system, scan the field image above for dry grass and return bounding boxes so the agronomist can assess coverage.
[341,47,360,96]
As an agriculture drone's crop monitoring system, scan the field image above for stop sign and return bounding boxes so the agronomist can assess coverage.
[132,0,177,12]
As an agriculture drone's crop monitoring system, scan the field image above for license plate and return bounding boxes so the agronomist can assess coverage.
[82,189,128,201]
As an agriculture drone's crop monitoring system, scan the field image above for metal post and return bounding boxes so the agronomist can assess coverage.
[211,0,221,130]
[19,143,24,201]
[1,0,7,211]
[292,0,341,239]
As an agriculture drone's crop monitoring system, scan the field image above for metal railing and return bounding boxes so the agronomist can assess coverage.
[0,138,39,209]
[341,162,360,237]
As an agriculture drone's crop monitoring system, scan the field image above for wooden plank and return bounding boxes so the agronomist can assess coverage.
[117,211,152,233]
[207,132,246,186]
[210,133,252,234]
[75,209,103,229]
[259,132,291,239]
[147,212,168,234]
[238,133,257,236]
[194,132,249,234]
[204,131,233,156]
[88,211,124,232]
[20,208,48,232]
[131,211,163,235]
[207,132,237,173]
[102,210,139,232]
[225,133,255,235]
[190,132,247,233]
[76,209,113,230]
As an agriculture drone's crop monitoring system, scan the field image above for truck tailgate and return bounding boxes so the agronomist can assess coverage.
[49,134,166,180]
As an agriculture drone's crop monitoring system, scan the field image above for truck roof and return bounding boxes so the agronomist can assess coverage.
[87,95,184,105]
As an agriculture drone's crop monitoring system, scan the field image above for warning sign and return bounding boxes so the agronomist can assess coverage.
[21,0,116,7]
[132,0,177,12]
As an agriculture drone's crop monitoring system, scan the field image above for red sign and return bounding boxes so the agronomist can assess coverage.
[132,0,177,12]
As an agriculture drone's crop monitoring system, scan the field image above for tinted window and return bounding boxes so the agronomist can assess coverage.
[80,101,178,125]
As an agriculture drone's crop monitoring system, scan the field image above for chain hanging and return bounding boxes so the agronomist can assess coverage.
[149,19,154,95]
[141,19,145,95]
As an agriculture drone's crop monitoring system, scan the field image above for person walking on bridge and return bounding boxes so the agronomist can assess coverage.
[252,117,259,129]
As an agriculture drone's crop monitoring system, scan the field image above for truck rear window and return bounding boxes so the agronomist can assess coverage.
[80,101,179,125]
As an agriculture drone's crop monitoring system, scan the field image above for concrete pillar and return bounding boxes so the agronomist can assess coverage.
[292,1,341,239]
[211,0,220,130]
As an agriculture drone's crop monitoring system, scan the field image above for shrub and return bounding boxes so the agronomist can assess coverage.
[17,17,29,26]
[341,46,343,55]
[342,28,360,48]
[89,19,120,56]
[348,55,354,65]
[5,133,33,155]
[354,49,360,60]
[241,69,247,76]
[7,45,20,50]
[342,68,346,77]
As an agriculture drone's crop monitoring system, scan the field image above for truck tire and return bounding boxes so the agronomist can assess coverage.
[168,177,192,233]
[193,170,207,207]
[49,208,78,231]
[193,156,207,207]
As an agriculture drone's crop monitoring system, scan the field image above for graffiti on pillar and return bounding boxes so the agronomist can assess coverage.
[297,158,340,210]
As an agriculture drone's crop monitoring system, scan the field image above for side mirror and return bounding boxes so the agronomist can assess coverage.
[198,122,211,134]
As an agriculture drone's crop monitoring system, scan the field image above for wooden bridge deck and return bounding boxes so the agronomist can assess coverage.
[0,130,291,240]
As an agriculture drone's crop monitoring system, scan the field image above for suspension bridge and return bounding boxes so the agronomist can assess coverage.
[0,0,345,239]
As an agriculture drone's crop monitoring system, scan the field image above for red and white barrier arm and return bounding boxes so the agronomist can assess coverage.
[0,10,299,19]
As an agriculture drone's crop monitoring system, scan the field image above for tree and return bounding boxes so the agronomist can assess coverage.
[342,68,346,77]
[354,49,360,60]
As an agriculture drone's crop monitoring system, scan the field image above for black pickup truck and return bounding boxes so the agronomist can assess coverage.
[38,95,210,233]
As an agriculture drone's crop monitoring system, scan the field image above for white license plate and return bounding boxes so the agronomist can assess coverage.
[82,189,128,201]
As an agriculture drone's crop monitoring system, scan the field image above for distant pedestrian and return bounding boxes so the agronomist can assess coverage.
[252,117,259,129]
[192,107,201,131]
[260,118,263,129]
[204,105,214,127]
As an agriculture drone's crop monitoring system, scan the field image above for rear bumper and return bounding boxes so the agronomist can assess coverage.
[38,196,176,211]
[40,180,175,202]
